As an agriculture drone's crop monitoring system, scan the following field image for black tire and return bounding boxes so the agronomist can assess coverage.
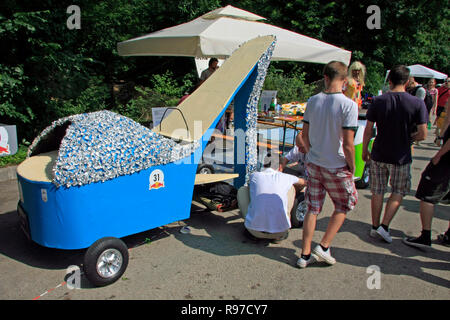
[356,165,370,189]
[83,237,129,287]
[291,193,306,228]
[196,163,215,174]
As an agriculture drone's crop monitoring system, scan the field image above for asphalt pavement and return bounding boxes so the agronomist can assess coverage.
[0,127,449,301]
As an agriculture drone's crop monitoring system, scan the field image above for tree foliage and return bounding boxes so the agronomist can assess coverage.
[0,0,448,142]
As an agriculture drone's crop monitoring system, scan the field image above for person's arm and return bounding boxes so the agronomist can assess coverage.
[279,156,289,171]
[439,99,450,138]
[432,137,450,165]
[342,128,356,174]
[412,123,427,141]
[362,120,375,162]
[293,177,307,192]
[302,123,310,154]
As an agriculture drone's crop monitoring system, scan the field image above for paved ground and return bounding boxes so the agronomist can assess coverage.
[0,129,449,301]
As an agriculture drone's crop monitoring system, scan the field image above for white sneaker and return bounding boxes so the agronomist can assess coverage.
[376,226,392,243]
[312,245,336,265]
[370,228,378,238]
[296,254,317,268]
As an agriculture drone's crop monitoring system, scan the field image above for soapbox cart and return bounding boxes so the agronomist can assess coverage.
[16,36,275,287]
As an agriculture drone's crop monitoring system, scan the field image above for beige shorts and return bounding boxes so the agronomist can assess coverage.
[370,160,411,196]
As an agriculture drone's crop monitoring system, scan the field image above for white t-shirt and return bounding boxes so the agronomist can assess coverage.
[303,92,358,168]
[245,168,299,233]
[284,146,307,177]
[200,68,214,81]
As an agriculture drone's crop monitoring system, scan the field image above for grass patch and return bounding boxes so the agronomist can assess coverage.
[0,145,28,168]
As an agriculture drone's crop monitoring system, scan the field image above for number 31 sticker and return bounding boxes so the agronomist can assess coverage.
[149,169,165,190]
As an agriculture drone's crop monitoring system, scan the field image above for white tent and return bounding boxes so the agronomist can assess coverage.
[385,64,448,83]
[117,5,351,65]
[408,64,448,79]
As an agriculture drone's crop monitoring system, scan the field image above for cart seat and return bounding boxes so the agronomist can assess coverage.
[16,150,58,182]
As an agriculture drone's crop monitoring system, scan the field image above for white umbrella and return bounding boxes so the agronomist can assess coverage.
[117,5,351,65]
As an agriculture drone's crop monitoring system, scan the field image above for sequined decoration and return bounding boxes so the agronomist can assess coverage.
[28,110,200,188]
[244,38,276,183]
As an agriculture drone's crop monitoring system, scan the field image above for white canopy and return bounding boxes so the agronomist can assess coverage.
[385,64,448,82]
[117,5,351,65]
[408,64,448,80]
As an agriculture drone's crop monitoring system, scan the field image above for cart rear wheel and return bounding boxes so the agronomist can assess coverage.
[197,163,215,174]
[356,165,370,189]
[291,193,306,228]
[83,237,129,287]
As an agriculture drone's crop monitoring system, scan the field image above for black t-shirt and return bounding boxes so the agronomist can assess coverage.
[367,92,428,165]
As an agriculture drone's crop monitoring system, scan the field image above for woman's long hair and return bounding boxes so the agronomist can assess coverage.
[348,61,366,87]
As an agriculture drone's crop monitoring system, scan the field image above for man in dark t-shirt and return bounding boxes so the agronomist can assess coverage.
[368,88,428,165]
[403,125,450,248]
[362,65,428,244]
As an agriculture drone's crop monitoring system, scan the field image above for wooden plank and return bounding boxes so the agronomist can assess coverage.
[194,173,239,185]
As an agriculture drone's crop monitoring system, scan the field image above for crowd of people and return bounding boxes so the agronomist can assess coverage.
[231,61,450,268]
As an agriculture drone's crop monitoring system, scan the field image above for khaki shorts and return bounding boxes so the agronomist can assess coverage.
[370,160,411,196]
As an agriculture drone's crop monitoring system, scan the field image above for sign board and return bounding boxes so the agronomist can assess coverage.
[151,107,175,128]
[259,90,277,112]
[0,124,18,157]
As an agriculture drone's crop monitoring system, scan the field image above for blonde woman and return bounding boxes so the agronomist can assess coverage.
[343,61,366,109]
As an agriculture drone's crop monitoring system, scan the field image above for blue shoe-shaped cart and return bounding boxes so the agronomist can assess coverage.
[16,36,276,286]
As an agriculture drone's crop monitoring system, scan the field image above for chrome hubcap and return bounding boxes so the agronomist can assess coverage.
[296,201,307,220]
[97,249,123,278]
[364,167,369,183]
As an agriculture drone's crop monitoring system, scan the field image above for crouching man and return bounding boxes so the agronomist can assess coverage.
[237,153,306,243]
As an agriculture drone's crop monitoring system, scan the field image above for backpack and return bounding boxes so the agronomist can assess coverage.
[193,181,238,212]
[411,85,433,112]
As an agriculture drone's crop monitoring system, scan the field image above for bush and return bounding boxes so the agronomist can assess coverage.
[50,76,110,119]
[113,70,197,126]
[113,87,171,126]
[263,66,316,103]
[150,70,196,98]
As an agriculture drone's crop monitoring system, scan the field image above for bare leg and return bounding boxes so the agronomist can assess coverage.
[419,201,434,230]
[381,193,403,226]
[301,213,317,255]
[321,211,347,248]
[371,194,384,227]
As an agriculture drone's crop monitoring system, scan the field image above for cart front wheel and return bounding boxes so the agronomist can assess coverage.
[84,237,129,287]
